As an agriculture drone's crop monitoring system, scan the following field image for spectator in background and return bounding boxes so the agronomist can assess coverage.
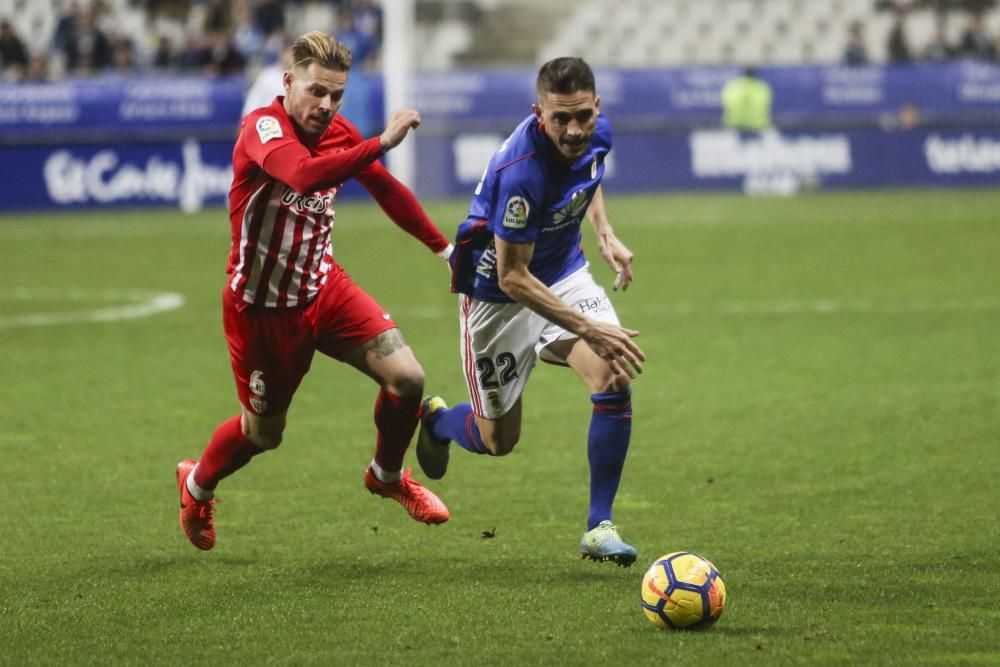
[241,43,291,117]
[335,8,378,71]
[24,53,51,82]
[887,10,913,63]
[62,9,113,74]
[53,1,80,57]
[923,22,955,61]
[0,19,29,78]
[721,66,772,132]
[254,0,285,40]
[111,36,137,74]
[843,20,869,66]
[232,0,264,63]
[202,0,232,35]
[352,0,383,45]
[192,31,246,76]
[152,34,182,71]
[959,12,996,59]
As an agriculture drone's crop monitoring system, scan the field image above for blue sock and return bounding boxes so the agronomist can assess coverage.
[587,389,633,530]
[429,402,489,454]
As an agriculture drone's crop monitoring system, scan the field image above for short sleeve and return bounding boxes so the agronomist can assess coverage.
[491,161,545,244]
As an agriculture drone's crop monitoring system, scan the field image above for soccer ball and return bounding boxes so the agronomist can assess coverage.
[640,551,727,630]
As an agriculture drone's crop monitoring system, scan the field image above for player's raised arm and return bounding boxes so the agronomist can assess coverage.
[586,185,635,292]
[256,110,424,196]
[379,109,422,151]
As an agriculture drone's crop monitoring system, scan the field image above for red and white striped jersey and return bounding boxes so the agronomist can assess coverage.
[227,97,450,309]
[227,98,381,308]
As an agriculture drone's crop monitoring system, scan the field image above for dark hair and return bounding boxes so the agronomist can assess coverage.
[536,57,595,99]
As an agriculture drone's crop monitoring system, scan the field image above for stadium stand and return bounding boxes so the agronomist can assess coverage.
[540,0,1000,66]
[2,0,998,78]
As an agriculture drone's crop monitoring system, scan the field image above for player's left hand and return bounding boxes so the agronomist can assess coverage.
[598,234,634,292]
[436,243,454,262]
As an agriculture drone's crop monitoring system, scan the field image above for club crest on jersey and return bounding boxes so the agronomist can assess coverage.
[503,195,529,229]
[281,187,335,214]
[256,116,283,144]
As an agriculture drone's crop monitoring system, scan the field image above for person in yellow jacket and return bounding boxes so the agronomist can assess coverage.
[721,66,772,132]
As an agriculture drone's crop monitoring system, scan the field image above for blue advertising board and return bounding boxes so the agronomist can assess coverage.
[1,62,998,211]
[0,75,246,141]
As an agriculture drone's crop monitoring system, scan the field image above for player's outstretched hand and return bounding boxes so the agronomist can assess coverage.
[380,109,422,152]
[584,322,645,378]
[598,233,635,292]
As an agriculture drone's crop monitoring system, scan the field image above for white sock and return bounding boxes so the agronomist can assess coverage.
[185,465,214,501]
[370,459,401,484]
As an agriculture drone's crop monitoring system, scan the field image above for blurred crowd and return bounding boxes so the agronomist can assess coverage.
[2,0,999,84]
[847,2,999,64]
[0,0,382,82]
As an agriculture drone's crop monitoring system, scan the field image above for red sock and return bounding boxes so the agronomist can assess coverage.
[193,415,262,491]
[373,388,420,473]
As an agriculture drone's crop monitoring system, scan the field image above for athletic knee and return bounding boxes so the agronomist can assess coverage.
[242,415,285,450]
[246,430,282,450]
[596,375,631,395]
[385,365,425,399]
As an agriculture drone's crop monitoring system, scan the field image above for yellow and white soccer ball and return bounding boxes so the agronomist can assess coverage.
[640,551,727,630]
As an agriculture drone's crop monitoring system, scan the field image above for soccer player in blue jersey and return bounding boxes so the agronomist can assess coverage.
[417,57,645,566]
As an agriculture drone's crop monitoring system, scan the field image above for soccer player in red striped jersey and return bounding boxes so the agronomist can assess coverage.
[176,31,453,551]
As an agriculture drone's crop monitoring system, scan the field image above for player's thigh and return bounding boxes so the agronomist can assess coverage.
[460,295,542,419]
[223,289,314,418]
[537,266,621,367]
[308,267,422,390]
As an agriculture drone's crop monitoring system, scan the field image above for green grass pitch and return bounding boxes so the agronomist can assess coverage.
[1,189,998,665]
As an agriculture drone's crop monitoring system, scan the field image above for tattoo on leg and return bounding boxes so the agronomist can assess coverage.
[366,329,407,360]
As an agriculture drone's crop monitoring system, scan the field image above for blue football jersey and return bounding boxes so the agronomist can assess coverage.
[450,113,612,302]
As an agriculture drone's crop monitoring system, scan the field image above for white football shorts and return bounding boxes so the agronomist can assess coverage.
[458,264,620,418]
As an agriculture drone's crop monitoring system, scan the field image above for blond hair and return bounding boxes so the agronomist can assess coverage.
[290,31,352,72]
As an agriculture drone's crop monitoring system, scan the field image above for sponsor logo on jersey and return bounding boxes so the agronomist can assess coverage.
[476,240,498,279]
[256,116,283,144]
[280,187,336,214]
[502,195,529,229]
[551,189,590,227]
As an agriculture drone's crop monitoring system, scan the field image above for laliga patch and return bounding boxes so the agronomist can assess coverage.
[503,195,529,229]
[256,116,283,144]
[591,156,599,179]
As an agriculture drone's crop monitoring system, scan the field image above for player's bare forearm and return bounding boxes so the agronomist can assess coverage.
[586,185,611,234]
[497,238,644,377]
[496,238,591,335]
[501,264,593,335]
[585,186,634,291]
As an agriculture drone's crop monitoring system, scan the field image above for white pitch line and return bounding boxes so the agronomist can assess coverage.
[0,289,185,329]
